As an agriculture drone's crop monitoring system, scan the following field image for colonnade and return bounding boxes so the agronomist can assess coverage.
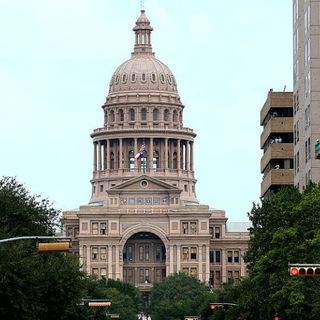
[93,137,194,172]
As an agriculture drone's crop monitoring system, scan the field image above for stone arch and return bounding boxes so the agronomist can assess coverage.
[119,224,169,249]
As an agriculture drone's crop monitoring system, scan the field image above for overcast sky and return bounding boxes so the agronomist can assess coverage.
[0,0,292,222]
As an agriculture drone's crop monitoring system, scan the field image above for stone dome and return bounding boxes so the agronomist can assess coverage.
[108,56,178,94]
[108,10,178,95]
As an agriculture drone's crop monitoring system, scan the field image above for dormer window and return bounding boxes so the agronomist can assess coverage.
[122,73,128,83]
[131,73,136,82]
[160,73,165,83]
[151,73,156,82]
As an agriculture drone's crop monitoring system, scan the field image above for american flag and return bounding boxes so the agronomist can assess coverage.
[135,143,145,160]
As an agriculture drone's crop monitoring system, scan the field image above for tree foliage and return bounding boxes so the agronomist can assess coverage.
[149,272,208,320]
[202,184,320,320]
[0,176,85,320]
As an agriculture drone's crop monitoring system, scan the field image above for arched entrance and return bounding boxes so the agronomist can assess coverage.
[122,232,166,288]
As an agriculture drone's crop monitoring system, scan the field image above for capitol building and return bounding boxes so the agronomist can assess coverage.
[62,9,249,297]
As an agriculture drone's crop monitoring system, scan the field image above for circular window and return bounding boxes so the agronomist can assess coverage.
[140,180,148,188]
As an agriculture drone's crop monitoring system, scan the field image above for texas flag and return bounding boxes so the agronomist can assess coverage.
[135,143,146,160]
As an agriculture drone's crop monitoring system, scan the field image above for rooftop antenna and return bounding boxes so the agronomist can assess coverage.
[140,0,145,10]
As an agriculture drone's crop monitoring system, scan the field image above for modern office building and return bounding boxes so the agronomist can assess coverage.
[293,0,320,190]
[62,10,249,295]
[260,89,294,197]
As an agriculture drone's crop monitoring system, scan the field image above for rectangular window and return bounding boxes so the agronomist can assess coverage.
[129,198,135,205]
[215,271,221,285]
[139,246,144,261]
[100,222,107,235]
[100,268,107,278]
[137,198,143,205]
[145,197,151,205]
[139,269,144,283]
[67,227,73,237]
[100,247,107,261]
[92,222,99,235]
[234,270,240,280]
[190,267,197,278]
[215,250,221,263]
[190,222,197,234]
[227,251,233,263]
[128,246,133,261]
[92,247,99,260]
[190,247,197,260]
[234,251,240,264]
[209,227,214,239]
[182,247,189,260]
[227,271,233,281]
[214,226,221,239]
[145,245,149,261]
[182,222,189,234]
[153,197,159,205]
[155,246,161,262]
[92,268,99,276]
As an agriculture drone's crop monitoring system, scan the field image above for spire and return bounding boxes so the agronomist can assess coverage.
[132,10,154,56]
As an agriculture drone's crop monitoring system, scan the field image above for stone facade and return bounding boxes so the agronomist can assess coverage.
[62,9,249,292]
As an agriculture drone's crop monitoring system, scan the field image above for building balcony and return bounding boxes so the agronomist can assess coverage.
[260,143,293,173]
[261,168,294,197]
[260,117,293,148]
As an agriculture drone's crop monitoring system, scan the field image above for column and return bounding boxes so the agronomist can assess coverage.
[198,245,203,281]
[240,250,246,277]
[186,141,190,171]
[177,139,181,170]
[97,141,101,171]
[206,245,210,284]
[149,137,153,170]
[93,142,97,171]
[134,138,138,169]
[115,245,120,279]
[221,249,226,283]
[164,138,168,169]
[108,245,113,278]
[176,245,181,272]
[169,245,174,275]
[86,246,91,275]
[119,138,123,169]
[106,139,110,170]
[190,142,194,171]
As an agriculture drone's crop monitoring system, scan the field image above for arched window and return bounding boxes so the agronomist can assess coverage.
[110,152,115,170]
[151,73,156,82]
[173,110,178,123]
[142,73,146,81]
[131,73,136,82]
[118,109,124,122]
[164,109,169,122]
[129,109,135,121]
[153,109,158,121]
[141,108,147,121]
[110,110,115,122]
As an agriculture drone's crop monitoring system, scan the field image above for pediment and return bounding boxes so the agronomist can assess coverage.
[107,175,181,195]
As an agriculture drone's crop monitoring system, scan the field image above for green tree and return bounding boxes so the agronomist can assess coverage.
[0,176,85,320]
[83,277,142,320]
[149,272,207,320]
[202,184,320,320]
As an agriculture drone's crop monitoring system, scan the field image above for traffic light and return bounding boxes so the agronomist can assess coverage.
[88,301,111,308]
[210,303,224,310]
[316,140,320,159]
[289,265,320,277]
[37,241,71,253]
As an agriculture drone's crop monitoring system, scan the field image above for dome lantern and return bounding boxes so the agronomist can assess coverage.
[132,10,154,56]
